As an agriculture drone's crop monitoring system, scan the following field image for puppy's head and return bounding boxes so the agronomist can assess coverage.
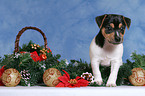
[96,14,131,44]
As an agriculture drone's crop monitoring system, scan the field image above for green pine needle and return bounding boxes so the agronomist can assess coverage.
[0,41,145,86]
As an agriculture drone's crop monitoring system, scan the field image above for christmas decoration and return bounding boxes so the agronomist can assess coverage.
[0,66,5,86]
[20,70,31,86]
[40,48,47,55]
[43,68,62,87]
[0,49,62,86]
[30,51,40,62]
[129,68,145,86]
[39,54,47,61]
[20,51,27,54]
[1,47,145,87]
[56,70,89,87]
[31,44,40,50]
[2,68,21,87]
[64,59,92,79]
[1,27,145,87]
[0,27,62,86]
[81,72,94,84]
[119,52,145,86]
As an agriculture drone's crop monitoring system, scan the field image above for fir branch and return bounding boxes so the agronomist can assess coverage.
[1,40,145,87]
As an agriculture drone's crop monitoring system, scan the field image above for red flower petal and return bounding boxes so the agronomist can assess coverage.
[56,82,65,87]
[56,70,89,87]
[0,66,5,86]
[58,76,69,84]
[62,70,70,80]
[0,66,5,77]
[0,81,4,86]
[77,79,89,87]
[68,84,76,88]
[75,76,83,80]
[0,66,5,72]
[56,70,72,87]
[0,73,2,77]
[74,76,89,87]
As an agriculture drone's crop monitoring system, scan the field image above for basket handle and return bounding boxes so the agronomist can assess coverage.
[14,26,47,53]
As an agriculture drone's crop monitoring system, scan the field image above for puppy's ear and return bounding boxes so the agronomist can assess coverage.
[123,16,131,30]
[95,14,107,29]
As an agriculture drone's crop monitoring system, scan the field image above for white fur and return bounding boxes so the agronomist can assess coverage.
[89,37,123,87]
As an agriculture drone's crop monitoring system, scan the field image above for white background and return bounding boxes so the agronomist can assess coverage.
[0,86,145,96]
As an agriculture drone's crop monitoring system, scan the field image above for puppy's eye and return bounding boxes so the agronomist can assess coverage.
[120,27,124,30]
[120,27,125,34]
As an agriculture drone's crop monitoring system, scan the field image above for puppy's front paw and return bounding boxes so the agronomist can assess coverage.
[106,81,116,87]
[94,79,103,85]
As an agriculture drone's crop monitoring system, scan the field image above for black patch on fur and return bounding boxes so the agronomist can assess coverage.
[95,30,105,48]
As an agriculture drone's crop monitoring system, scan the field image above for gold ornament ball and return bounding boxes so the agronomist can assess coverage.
[129,68,145,86]
[43,68,62,87]
[2,68,21,87]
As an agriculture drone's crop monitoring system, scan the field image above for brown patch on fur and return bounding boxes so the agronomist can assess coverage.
[123,16,129,30]
[119,23,122,28]
[110,23,114,28]
[99,15,107,28]
[119,23,125,38]
[119,30,125,42]
[120,30,125,37]
[102,27,115,42]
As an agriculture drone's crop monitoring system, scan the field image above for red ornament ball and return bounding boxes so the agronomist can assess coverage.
[2,68,21,87]
[43,68,62,87]
[40,54,47,61]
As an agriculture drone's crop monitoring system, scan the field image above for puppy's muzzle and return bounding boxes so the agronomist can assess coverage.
[113,31,123,44]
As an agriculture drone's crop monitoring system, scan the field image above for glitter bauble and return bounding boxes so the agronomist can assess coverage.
[2,68,21,87]
[43,68,61,87]
[129,68,145,86]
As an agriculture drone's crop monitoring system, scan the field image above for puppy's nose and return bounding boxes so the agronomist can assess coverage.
[115,31,121,42]
[115,36,121,42]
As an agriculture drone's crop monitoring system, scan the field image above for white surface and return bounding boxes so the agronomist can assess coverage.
[0,86,145,96]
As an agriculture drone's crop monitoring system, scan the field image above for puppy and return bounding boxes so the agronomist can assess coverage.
[89,14,131,87]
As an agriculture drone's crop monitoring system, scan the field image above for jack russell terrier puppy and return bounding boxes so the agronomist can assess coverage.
[89,14,131,87]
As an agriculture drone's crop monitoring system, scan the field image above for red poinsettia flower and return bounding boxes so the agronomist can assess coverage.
[56,70,89,88]
[0,66,5,86]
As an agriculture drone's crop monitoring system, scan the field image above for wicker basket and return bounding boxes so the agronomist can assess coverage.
[14,26,48,53]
